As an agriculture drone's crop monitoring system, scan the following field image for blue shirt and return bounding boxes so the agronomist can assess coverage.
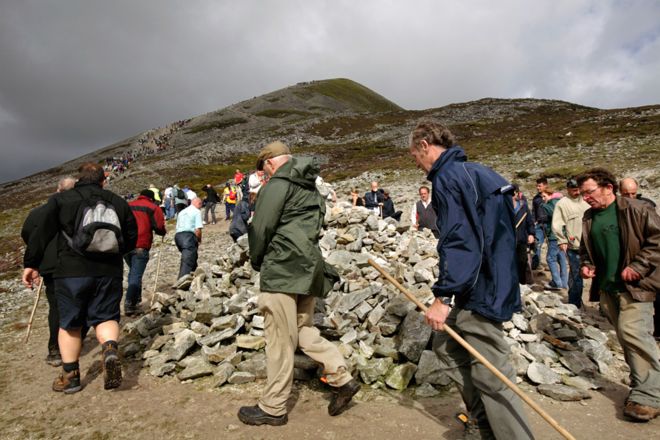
[176,205,203,233]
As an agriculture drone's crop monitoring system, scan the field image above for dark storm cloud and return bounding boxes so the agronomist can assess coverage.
[1,0,659,183]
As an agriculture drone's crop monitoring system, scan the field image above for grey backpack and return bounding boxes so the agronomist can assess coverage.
[63,191,123,256]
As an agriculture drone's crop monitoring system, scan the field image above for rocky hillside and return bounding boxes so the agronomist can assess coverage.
[2,78,660,275]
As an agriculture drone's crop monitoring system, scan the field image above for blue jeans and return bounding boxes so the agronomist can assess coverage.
[566,249,583,307]
[546,240,568,288]
[124,248,150,306]
[532,224,545,269]
[165,198,176,220]
[175,232,198,279]
[225,202,235,220]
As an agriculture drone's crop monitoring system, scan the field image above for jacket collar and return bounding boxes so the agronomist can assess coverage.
[426,146,467,181]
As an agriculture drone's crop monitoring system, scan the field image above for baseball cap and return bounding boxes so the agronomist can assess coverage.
[256,141,291,170]
[566,178,578,188]
[140,189,155,201]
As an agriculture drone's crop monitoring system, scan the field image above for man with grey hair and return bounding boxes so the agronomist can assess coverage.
[238,141,359,426]
[21,175,77,366]
[408,120,533,439]
[174,197,203,282]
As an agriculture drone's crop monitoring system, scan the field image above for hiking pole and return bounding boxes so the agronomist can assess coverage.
[150,236,165,308]
[367,259,576,440]
[24,277,44,344]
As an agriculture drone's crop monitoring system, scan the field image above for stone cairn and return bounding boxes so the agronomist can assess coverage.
[122,201,629,401]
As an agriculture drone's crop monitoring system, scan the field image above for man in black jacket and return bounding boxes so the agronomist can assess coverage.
[23,163,137,394]
[21,175,76,366]
[531,177,549,269]
[364,181,384,214]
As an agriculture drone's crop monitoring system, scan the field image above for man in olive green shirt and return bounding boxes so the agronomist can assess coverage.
[578,168,660,422]
[238,142,359,426]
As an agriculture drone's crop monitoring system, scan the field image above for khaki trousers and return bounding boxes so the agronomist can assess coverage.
[433,308,535,440]
[257,293,352,416]
[600,290,660,407]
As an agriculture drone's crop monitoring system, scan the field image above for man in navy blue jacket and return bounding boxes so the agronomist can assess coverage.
[409,120,534,439]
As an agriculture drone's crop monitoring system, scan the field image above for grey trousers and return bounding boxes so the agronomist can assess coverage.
[600,290,660,407]
[433,308,535,440]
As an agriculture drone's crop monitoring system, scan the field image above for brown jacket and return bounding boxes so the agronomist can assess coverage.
[580,196,660,302]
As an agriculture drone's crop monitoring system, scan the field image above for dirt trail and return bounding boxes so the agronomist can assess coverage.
[1,221,657,439]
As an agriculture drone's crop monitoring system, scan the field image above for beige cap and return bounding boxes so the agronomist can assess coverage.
[256,141,290,170]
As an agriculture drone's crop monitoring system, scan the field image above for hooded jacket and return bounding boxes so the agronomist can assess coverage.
[428,147,521,322]
[248,157,339,297]
[129,195,166,249]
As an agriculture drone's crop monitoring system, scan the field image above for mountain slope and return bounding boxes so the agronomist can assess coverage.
[2,80,659,275]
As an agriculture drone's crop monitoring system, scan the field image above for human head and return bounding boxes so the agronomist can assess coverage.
[566,177,580,198]
[540,189,553,203]
[576,168,618,210]
[191,197,203,209]
[77,162,105,185]
[535,177,548,193]
[256,141,291,177]
[619,177,639,199]
[57,176,76,192]
[382,189,390,199]
[419,185,430,202]
[408,120,455,173]
[140,189,155,201]
[370,181,379,192]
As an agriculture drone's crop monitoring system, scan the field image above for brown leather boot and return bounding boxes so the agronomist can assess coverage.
[623,400,660,422]
[102,341,122,390]
[52,369,81,394]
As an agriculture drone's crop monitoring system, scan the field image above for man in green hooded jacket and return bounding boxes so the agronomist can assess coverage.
[238,141,360,426]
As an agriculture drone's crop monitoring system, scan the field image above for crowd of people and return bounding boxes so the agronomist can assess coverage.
[19,120,660,437]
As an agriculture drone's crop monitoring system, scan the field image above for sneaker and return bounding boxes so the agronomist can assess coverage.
[102,341,122,390]
[328,379,361,416]
[237,405,288,426]
[46,346,62,367]
[623,400,660,422]
[52,369,81,394]
[543,282,561,291]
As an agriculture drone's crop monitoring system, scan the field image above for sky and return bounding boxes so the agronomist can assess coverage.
[1,0,659,183]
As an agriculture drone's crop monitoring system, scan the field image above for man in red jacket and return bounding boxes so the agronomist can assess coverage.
[124,189,166,316]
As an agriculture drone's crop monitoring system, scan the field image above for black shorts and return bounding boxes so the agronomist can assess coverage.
[54,277,122,329]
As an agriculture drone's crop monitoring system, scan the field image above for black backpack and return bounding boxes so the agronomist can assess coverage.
[63,190,124,256]
[176,188,186,200]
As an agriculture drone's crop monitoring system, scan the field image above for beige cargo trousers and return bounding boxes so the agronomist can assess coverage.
[257,292,353,416]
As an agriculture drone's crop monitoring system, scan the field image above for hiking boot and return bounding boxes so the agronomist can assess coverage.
[52,369,81,394]
[623,400,660,422]
[46,346,62,367]
[237,405,288,426]
[124,302,140,317]
[456,413,496,440]
[102,341,122,390]
[328,379,360,416]
[543,282,561,291]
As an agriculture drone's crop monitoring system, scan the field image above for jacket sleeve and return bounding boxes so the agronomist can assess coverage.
[525,207,535,236]
[21,208,37,245]
[248,179,288,271]
[628,207,660,277]
[431,187,482,298]
[120,199,138,253]
[23,197,59,269]
[153,204,166,236]
[552,203,568,245]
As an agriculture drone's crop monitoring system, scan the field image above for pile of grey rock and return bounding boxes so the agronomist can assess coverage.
[121,201,628,401]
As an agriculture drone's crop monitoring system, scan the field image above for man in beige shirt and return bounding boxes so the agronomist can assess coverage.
[551,178,590,307]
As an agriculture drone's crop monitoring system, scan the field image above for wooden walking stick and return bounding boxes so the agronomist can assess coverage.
[24,277,44,344]
[150,236,165,308]
[368,259,576,440]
